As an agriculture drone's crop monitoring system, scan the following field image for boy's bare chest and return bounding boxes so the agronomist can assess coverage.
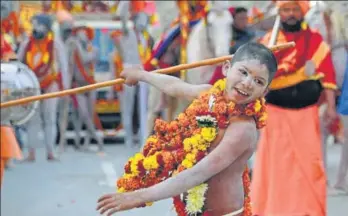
[205,127,253,213]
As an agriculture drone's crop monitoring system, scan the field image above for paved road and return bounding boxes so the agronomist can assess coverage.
[1,144,347,216]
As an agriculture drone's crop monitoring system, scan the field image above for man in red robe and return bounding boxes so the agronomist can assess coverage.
[251,1,337,215]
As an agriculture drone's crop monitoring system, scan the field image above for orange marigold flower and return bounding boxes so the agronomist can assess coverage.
[177,164,186,173]
[148,170,157,179]
[163,153,175,170]
[169,121,179,131]
[127,178,141,190]
[213,101,227,115]
[173,149,186,163]
[117,178,126,188]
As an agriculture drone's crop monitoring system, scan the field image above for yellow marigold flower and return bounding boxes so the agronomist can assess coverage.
[122,173,134,179]
[254,99,262,113]
[143,154,159,170]
[186,153,196,163]
[192,149,199,155]
[259,112,268,122]
[197,144,208,151]
[201,127,217,142]
[189,137,199,148]
[182,158,194,168]
[213,78,226,91]
[130,160,140,175]
[177,113,186,120]
[192,134,204,145]
[129,153,144,175]
[183,138,192,152]
[146,136,158,143]
[134,153,144,160]
[117,187,126,193]
[228,101,236,110]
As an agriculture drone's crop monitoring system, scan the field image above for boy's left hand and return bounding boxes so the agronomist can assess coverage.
[97,192,140,215]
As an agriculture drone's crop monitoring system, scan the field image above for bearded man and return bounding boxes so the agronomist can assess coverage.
[251,1,337,215]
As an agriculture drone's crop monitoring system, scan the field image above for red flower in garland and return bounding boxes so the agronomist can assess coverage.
[196,151,206,162]
[173,196,187,216]
[217,115,229,128]
[137,160,146,176]
[125,161,131,173]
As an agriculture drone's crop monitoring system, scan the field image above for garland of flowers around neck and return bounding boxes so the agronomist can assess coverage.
[25,31,57,89]
[116,78,267,216]
[25,31,54,78]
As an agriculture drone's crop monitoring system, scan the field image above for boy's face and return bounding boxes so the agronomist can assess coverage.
[222,59,269,104]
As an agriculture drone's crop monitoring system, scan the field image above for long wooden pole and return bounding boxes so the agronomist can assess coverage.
[268,15,281,47]
[1,42,295,108]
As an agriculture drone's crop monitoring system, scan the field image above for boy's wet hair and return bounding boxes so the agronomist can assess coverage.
[231,42,278,83]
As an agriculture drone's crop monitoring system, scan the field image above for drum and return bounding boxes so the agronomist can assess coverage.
[0,61,41,126]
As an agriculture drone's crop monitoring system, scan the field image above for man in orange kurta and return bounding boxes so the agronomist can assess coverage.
[251,1,338,215]
[0,33,23,186]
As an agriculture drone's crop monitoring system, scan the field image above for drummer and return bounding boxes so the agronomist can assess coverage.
[0,33,23,187]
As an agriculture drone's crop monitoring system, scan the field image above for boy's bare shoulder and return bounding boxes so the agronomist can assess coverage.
[223,116,258,149]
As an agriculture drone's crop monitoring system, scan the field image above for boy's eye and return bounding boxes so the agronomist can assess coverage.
[239,69,248,76]
[255,79,265,86]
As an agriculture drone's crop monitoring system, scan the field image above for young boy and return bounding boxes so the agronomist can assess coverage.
[97,42,277,216]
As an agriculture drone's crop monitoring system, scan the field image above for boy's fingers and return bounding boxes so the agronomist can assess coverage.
[97,199,111,210]
[107,207,121,216]
[100,202,118,215]
[97,194,113,202]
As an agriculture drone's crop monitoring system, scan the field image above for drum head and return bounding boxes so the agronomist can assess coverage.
[0,61,41,126]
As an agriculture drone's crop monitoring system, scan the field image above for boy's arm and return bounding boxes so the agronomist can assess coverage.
[141,72,212,101]
[97,117,256,215]
[123,67,212,101]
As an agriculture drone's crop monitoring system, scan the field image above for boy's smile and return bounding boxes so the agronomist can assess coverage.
[223,59,269,104]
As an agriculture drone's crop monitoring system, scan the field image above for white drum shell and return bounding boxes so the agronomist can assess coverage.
[1,61,40,126]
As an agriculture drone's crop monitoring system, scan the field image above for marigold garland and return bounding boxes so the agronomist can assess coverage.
[116,79,267,215]
[24,31,59,89]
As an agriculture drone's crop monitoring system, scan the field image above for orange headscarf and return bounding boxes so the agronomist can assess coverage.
[276,1,310,15]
